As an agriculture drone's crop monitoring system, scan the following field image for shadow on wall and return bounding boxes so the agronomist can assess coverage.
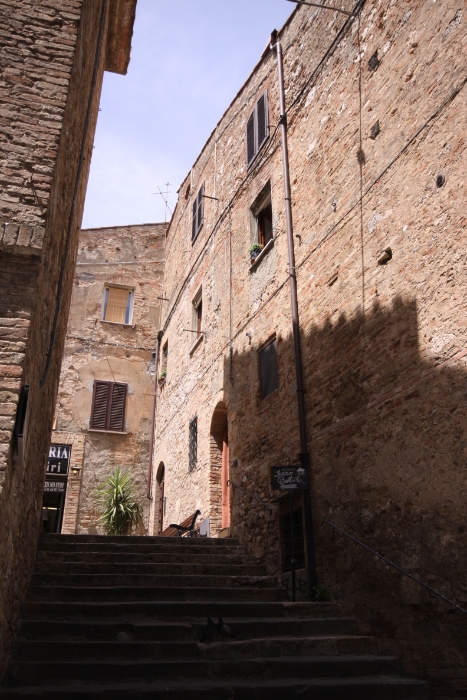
[225,295,467,690]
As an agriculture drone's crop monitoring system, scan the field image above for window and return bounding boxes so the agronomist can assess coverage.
[251,182,273,249]
[90,380,127,432]
[246,91,269,167]
[102,286,133,324]
[161,341,168,377]
[189,415,198,471]
[192,288,203,338]
[259,338,279,399]
[192,183,204,243]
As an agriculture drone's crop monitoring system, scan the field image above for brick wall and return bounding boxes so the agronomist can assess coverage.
[0,0,136,678]
[53,223,166,535]
[152,0,467,694]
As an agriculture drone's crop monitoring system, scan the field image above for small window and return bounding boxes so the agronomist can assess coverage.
[192,288,203,338]
[189,415,198,471]
[192,183,204,243]
[90,380,127,432]
[102,286,133,324]
[259,338,279,399]
[161,341,168,376]
[251,182,273,248]
[246,91,269,167]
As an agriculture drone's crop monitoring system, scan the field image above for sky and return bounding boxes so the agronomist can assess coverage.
[82,0,294,229]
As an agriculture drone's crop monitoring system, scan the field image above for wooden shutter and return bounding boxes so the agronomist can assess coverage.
[198,183,204,231]
[192,198,197,242]
[109,383,127,431]
[246,111,255,165]
[90,381,110,429]
[256,92,268,150]
[90,381,127,431]
[259,339,279,399]
[192,185,204,243]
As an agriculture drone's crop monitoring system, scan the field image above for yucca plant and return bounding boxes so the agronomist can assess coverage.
[96,467,143,535]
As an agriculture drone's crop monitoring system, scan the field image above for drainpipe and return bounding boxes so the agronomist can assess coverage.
[271,32,318,590]
[147,330,163,501]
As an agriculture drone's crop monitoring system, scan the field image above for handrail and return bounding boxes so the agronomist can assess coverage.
[228,480,273,511]
[322,520,467,615]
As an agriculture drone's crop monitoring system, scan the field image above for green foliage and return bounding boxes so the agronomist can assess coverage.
[96,467,144,536]
[248,242,263,254]
[312,584,331,601]
[158,368,167,380]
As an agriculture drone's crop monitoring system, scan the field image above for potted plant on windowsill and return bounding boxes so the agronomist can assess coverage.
[249,243,263,264]
[158,369,166,387]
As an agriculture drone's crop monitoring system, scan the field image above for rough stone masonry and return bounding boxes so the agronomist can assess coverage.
[0,0,137,679]
[151,0,467,696]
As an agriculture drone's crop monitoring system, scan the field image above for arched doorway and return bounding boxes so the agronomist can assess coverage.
[210,402,229,534]
[155,462,165,535]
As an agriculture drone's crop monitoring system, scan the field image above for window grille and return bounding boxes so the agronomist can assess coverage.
[189,415,198,472]
[90,380,127,432]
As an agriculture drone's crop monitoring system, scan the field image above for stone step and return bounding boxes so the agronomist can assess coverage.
[18,617,356,641]
[34,562,268,576]
[0,676,430,700]
[20,600,338,621]
[13,636,380,662]
[30,573,277,589]
[28,586,281,603]
[37,543,248,556]
[4,655,403,685]
[39,535,240,546]
[36,551,258,565]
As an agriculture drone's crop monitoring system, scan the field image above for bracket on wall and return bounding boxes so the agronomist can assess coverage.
[285,0,353,16]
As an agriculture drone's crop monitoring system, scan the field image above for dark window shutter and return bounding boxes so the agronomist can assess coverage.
[192,199,197,242]
[90,381,110,429]
[189,416,198,471]
[257,93,267,149]
[109,383,127,432]
[246,110,256,165]
[198,183,204,230]
[259,340,279,399]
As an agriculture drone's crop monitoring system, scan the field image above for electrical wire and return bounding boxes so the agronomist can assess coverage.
[40,0,107,387]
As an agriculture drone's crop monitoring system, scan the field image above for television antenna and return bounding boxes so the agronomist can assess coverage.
[151,182,173,222]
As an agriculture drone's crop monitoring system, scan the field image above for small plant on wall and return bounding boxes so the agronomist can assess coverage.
[158,368,167,386]
[248,242,263,263]
[96,467,143,535]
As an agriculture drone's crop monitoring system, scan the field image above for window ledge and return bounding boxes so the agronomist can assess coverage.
[249,238,274,272]
[100,320,134,328]
[189,333,204,355]
[88,429,128,435]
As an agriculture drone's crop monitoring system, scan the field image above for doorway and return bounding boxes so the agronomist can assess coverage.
[210,401,229,534]
[156,462,165,534]
[221,427,230,528]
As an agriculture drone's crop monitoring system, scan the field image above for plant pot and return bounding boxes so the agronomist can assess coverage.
[250,249,261,264]
[158,377,166,387]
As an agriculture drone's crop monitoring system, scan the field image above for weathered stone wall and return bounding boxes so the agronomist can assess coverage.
[153,0,467,695]
[0,0,136,679]
[53,223,166,534]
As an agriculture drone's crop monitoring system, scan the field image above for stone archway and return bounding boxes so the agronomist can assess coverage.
[155,462,165,535]
[210,402,228,535]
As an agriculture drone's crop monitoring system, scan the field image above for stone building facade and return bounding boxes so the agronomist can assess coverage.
[150,0,467,695]
[49,223,166,535]
[0,0,137,678]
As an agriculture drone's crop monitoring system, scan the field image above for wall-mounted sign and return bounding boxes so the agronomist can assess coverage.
[271,466,309,491]
[44,479,66,493]
[47,444,71,475]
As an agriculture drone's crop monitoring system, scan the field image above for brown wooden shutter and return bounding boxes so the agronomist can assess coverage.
[259,340,279,399]
[90,381,110,429]
[257,92,268,150]
[109,383,127,432]
[246,111,255,165]
[198,183,204,230]
[192,198,197,242]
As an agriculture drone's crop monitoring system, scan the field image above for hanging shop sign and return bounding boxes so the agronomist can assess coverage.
[271,465,309,491]
[47,444,71,476]
[44,479,66,493]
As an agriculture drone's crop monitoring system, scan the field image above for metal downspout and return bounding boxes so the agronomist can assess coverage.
[272,35,318,590]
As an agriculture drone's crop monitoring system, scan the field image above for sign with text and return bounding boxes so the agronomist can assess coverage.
[271,466,309,491]
[47,444,71,476]
[44,479,66,493]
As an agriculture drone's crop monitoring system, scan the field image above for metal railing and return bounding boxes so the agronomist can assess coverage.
[322,520,467,615]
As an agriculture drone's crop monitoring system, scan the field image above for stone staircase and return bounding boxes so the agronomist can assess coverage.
[0,534,429,698]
